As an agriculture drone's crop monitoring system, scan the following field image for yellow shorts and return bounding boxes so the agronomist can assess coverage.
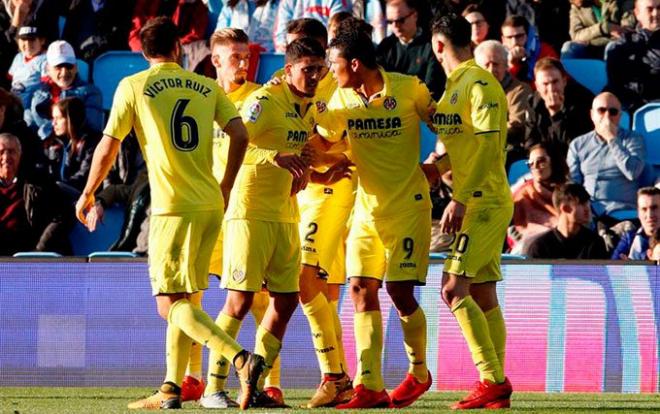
[148,210,222,296]
[299,201,352,285]
[208,224,224,277]
[222,219,300,293]
[443,204,513,283]
[346,209,431,284]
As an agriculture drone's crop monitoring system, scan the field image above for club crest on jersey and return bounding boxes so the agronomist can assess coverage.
[248,102,262,123]
[383,97,397,110]
[450,91,459,105]
[316,100,327,113]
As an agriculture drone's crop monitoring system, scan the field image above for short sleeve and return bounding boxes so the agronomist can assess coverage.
[469,80,504,134]
[214,86,241,130]
[103,78,136,141]
[240,94,268,140]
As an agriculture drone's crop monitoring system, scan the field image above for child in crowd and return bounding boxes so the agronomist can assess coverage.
[8,26,47,112]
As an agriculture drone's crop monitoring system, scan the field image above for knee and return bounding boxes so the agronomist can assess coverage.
[223,293,253,319]
[157,303,171,320]
[386,283,418,316]
[349,283,378,312]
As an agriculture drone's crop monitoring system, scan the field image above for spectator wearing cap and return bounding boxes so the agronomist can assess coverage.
[28,40,103,139]
[567,92,646,218]
[8,25,46,113]
[612,187,660,259]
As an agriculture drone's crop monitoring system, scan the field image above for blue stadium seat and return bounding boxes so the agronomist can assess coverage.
[93,51,149,110]
[429,252,448,260]
[69,205,125,256]
[13,252,62,258]
[619,110,630,129]
[561,59,607,95]
[419,123,436,162]
[508,159,530,185]
[633,102,660,166]
[501,253,527,260]
[88,251,138,259]
[255,53,284,84]
[609,209,638,221]
[77,59,89,83]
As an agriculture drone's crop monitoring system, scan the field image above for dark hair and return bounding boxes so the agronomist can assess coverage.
[638,186,660,198]
[285,37,326,64]
[53,97,86,157]
[462,3,485,17]
[533,57,567,76]
[501,15,529,35]
[0,88,24,124]
[430,13,471,48]
[552,183,591,209]
[328,30,378,69]
[140,16,179,59]
[329,11,353,29]
[287,18,328,43]
[527,142,568,186]
[334,16,374,38]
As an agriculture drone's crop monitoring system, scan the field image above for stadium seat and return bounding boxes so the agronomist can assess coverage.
[77,59,89,83]
[93,51,149,110]
[255,53,284,84]
[419,123,436,162]
[88,251,138,259]
[561,59,607,95]
[632,102,660,166]
[619,110,630,129]
[12,252,62,258]
[429,252,448,260]
[501,253,527,260]
[609,209,638,221]
[69,205,125,256]
[508,159,530,185]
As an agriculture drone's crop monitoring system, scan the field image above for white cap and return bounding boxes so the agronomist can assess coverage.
[47,40,76,67]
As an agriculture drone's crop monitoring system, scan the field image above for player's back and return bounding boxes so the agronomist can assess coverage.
[108,62,239,215]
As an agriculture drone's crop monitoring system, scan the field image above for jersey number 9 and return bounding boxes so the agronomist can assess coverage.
[171,99,199,151]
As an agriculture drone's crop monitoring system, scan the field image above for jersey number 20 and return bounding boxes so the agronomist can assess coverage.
[171,99,199,151]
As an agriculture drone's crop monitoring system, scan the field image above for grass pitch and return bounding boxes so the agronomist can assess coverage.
[1,387,659,413]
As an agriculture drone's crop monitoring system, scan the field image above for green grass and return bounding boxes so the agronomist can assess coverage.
[2,388,660,413]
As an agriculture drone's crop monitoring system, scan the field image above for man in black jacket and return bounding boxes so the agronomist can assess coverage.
[0,132,72,255]
[376,0,445,100]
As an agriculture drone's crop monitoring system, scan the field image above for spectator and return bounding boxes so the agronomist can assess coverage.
[474,39,533,164]
[605,0,660,111]
[524,57,594,157]
[274,0,350,52]
[62,0,134,62]
[509,143,568,253]
[531,0,571,53]
[501,14,558,82]
[462,3,490,46]
[525,182,609,259]
[0,132,71,255]
[562,0,636,59]
[376,0,445,100]
[8,25,46,111]
[568,92,646,217]
[611,187,660,259]
[351,0,386,44]
[42,97,101,195]
[0,87,42,177]
[214,0,280,53]
[29,40,103,139]
[647,227,660,261]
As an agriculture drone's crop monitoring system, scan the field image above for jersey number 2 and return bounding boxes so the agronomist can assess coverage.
[171,99,199,151]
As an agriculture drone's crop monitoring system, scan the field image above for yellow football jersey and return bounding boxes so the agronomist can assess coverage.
[433,59,511,207]
[225,82,316,223]
[317,69,434,219]
[212,81,260,183]
[104,62,239,215]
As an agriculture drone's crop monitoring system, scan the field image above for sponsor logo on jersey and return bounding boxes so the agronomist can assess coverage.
[383,96,397,110]
[287,130,308,143]
[474,80,489,86]
[247,102,262,123]
[285,112,298,118]
[348,117,402,130]
[433,113,463,125]
[399,262,417,269]
[478,102,499,111]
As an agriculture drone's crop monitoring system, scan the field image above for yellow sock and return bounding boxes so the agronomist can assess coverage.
[302,293,342,374]
[205,312,242,395]
[484,306,507,369]
[186,292,203,378]
[164,323,193,386]
[168,299,243,366]
[254,325,282,390]
[451,296,503,383]
[330,299,348,373]
[249,291,281,389]
[264,356,281,389]
[400,306,429,382]
[354,311,384,391]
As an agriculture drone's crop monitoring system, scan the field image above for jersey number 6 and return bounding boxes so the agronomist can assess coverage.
[171,99,199,151]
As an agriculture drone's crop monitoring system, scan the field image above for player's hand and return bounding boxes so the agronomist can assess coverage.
[301,142,318,166]
[274,152,307,178]
[439,199,466,235]
[85,202,105,232]
[421,162,440,185]
[75,192,96,227]
[291,169,311,195]
[220,182,232,210]
[312,159,354,185]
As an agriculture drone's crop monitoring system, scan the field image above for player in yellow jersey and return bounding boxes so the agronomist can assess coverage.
[74,17,265,410]
[219,37,326,408]
[423,14,513,409]
[316,28,435,409]
[197,28,285,409]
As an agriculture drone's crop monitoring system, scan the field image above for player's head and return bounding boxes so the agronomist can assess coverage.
[430,13,472,72]
[637,186,660,237]
[552,183,592,226]
[332,15,374,41]
[328,30,377,88]
[140,16,181,62]
[285,37,326,97]
[286,18,328,49]
[210,28,250,87]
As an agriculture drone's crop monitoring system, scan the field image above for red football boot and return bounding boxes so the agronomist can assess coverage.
[180,375,205,402]
[451,377,513,410]
[389,371,433,408]
[263,386,285,406]
[335,384,393,409]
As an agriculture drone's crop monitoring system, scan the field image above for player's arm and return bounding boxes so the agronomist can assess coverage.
[221,117,249,205]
